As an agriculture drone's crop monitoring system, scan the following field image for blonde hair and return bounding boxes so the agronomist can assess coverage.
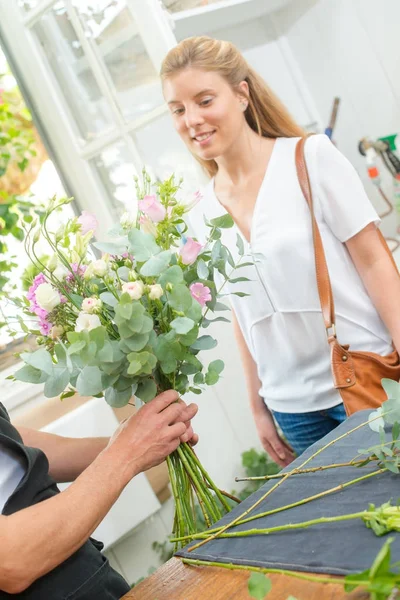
[161,36,305,178]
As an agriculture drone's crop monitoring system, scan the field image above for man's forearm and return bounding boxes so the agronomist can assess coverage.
[0,444,132,594]
[17,427,108,482]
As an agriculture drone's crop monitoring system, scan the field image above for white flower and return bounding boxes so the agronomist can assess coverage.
[368,407,385,433]
[53,265,69,281]
[75,312,102,332]
[122,281,144,300]
[120,212,135,229]
[50,325,64,340]
[148,284,163,300]
[35,283,61,312]
[92,259,108,277]
[47,254,58,273]
[81,297,102,314]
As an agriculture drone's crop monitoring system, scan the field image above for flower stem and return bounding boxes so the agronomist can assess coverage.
[188,410,391,552]
[234,457,375,481]
[173,468,385,543]
[181,558,359,587]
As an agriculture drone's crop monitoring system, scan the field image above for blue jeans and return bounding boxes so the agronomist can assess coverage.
[272,403,347,456]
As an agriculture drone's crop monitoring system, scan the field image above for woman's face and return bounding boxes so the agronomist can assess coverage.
[163,68,248,161]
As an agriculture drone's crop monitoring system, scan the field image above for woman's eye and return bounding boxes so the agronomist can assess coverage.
[173,107,184,115]
[200,98,212,106]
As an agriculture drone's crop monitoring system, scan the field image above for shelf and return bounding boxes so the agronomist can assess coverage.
[171,0,293,40]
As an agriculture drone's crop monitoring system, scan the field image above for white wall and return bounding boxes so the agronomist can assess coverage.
[271,0,400,242]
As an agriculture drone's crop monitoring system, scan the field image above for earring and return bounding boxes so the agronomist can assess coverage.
[241,102,248,111]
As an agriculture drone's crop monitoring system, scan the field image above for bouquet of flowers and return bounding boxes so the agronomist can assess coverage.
[8,171,251,544]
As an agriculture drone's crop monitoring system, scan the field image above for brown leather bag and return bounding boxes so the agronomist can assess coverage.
[295,136,400,416]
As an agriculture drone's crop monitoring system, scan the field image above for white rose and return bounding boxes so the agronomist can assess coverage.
[50,325,64,340]
[148,284,163,300]
[120,212,135,229]
[92,259,108,277]
[81,297,102,314]
[53,265,69,281]
[122,281,144,300]
[75,312,102,332]
[35,283,61,312]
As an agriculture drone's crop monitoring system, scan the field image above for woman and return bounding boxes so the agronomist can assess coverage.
[160,36,400,466]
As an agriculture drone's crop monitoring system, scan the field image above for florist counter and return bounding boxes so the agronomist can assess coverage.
[126,410,399,599]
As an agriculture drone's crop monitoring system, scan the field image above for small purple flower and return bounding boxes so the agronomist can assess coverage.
[66,263,86,284]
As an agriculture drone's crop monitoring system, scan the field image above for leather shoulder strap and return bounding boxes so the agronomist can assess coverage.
[295,136,336,335]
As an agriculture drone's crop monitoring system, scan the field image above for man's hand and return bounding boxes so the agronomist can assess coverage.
[255,408,295,468]
[106,390,198,478]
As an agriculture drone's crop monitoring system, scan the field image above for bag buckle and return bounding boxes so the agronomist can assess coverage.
[326,324,336,339]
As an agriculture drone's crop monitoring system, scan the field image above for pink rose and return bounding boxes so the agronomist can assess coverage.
[190,283,212,307]
[77,211,98,235]
[179,237,203,265]
[138,195,166,223]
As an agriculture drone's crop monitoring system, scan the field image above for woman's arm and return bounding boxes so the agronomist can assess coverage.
[16,427,108,483]
[231,309,294,466]
[346,223,400,353]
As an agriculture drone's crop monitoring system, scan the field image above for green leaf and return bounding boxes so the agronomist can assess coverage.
[140,250,171,277]
[189,387,202,395]
[89,327,106,350]
[247,572,272,599]
[68,341,86,355]
[211,240,222,263]
[118,301,133,320]
[231,291,251,297]
[158,265,184,287]
[191,335,217,351]
[117,266,130,281]
[210,214,234,229]
[171,317,195,334]
[392,422,400,441]
[100,292,119,308]
[229,276,251,284]
[202,316,230,328]
[60,390,76,400]
[208,359,224,374]
[93,240,128,255]
[193,372,204,385]
[213,301,230,312]
[44,368,70,398]
[185,299,203,323]
[205,370,219,385]
[105,386,133,408]
[13,364,47,384]
[167,284,192,312]
[370,538,394,579]
[382,378,400,401]
[20,348,53,375]
[236,233,245,256]
[119,333,150,353]
[76,366,104,396]
[135,379,157,403]
[128,228,160,262]
[197,259,209,279]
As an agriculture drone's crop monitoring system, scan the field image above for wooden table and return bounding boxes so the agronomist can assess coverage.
[125,557,369,599]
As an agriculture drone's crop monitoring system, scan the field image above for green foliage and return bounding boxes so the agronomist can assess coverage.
[248,572,272,599]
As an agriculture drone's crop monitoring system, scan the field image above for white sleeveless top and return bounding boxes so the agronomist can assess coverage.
[0,443,26,512]
[189,134,392,413]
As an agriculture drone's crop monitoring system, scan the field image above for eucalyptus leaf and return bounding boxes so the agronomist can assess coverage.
[205,370,219,385]
[135,379,157,403]
[119,333,150,352]
[20,348,53,375]
[191,335,217,351]
[167,284,192,312]
[68,341,86,355]
[93,240,128,255]
[158,265,184,287]
[197,259,209,280]
[212,301,230,312]
[76,366,104,396]
[382,378,400,401]
[210,214,234,229]
[14,364,47,384]
[100,292,119,308]
[236,233,245,256]
[105,386,133,408]
[117,266,130,281]
[208,359,224,374]
[128,228,160,262]
[171,317,195,334]
[140,250,171,277]
[44,368,70,398]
